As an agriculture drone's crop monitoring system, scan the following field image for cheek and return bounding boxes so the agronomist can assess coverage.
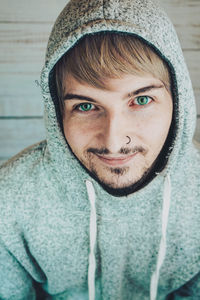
[137,110,172,152]
[63,117,97,152]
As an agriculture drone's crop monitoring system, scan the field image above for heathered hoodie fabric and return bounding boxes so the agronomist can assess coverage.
[1,0,200,299]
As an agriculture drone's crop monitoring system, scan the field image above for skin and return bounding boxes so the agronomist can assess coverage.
[63,73,173,193]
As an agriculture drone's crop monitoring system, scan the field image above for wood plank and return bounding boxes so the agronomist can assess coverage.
[0,23,48,116]
[194,117,200,142]
[0,0,199,50]
[0,23,49,72]
[0,74,43,116]
[161,0,200,50]
[0,118,45,160]
[161,0,200,20]
[183,50,200,114]
[160,0,200,49]
[183,51,200,89]
[0,0,68,23]
[195,91,200,115]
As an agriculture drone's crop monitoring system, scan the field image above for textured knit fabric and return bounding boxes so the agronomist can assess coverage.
[1,0,200,299]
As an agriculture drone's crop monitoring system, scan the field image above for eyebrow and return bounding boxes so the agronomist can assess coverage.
[129,84,164,96]
[64,94,97,102]
[63,84,165,102]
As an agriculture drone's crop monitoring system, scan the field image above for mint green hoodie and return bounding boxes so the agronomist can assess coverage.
[1,0,200,299]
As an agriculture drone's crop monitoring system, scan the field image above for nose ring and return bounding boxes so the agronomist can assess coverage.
[126,136,131,145]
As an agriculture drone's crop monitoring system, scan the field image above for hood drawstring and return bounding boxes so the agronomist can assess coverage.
[86,175,171,300]
[86,180,97,300]
[150,174,171,300]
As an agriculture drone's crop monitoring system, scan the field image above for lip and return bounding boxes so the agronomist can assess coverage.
[96,152,138,166]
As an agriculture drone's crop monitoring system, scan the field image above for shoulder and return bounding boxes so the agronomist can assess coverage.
[0,140,47,183]
[0,140,59,236]
[0,141,49,211]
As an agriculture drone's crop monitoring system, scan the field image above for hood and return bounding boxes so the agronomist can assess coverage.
[38,2,198,298]
[40,0,196,186]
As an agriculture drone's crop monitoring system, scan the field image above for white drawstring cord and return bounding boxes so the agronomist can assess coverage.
[86,180,97,300]
[150,174,171,300]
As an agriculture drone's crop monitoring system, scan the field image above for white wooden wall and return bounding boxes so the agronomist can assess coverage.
[0,0,200,164]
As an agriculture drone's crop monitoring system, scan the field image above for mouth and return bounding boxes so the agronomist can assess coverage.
[96,152,138,166]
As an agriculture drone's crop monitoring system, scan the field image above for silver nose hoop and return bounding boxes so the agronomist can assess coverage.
[126,136,131,145]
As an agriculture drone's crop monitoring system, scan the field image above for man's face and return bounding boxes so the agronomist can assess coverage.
[63,73,173,191]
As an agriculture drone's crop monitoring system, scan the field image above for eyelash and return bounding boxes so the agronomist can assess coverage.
[73,95,153,113]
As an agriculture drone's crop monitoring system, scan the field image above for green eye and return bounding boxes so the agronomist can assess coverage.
[79,103,93,111]
[135,96,151,106]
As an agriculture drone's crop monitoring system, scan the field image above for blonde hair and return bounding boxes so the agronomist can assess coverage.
[55,33,171,116]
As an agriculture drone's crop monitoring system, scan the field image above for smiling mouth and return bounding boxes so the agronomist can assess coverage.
[96,152,138,166]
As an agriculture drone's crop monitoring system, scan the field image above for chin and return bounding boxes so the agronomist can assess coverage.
[87,166,152,197]
[92,175,147,197]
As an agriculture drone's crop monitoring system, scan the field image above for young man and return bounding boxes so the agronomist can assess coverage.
[0,0,200,299]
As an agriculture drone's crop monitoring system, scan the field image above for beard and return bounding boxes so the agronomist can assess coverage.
[66,141,169,196]
[87,164,152,197]
[77,145,156,197]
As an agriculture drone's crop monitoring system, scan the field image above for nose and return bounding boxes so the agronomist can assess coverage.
[101,111,131,153]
